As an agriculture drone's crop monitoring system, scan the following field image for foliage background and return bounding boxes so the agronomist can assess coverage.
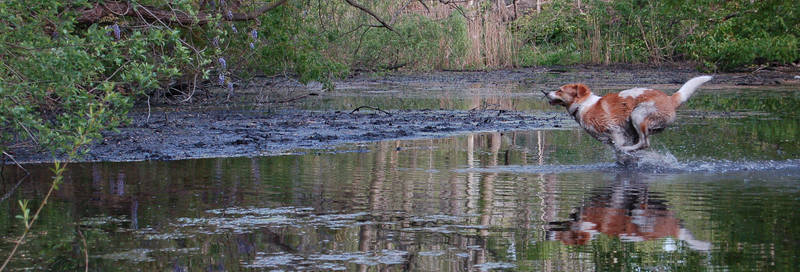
[511,0,800,70]
[1,0,798,154]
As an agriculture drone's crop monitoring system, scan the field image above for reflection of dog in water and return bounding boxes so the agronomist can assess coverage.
[543,76,712,164]
[547,173,710,251]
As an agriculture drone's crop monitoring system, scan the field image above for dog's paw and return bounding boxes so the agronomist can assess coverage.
[617,145,638,153]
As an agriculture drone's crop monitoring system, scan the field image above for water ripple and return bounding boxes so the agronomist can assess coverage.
[455,158,800,174]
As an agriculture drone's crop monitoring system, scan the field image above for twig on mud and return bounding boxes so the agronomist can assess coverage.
[751,64,768,74]
[469,102,502,111]
[146,95,151,122]
[350,106,392,116]
[180,73,199,103]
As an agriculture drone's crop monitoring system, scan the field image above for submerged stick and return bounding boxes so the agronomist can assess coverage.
[0,152,29,203]
[271,93,319,104]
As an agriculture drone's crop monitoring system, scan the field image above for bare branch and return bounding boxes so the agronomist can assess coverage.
[77,0,288,25]
[233,0,289,21]
[417,0,430,13]
[389,0,415,25]
[342,0,396,32]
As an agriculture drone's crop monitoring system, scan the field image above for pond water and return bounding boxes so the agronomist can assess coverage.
[2,83,799,271]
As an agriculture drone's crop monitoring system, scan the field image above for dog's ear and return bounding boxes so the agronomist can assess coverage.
[576,84,591,98]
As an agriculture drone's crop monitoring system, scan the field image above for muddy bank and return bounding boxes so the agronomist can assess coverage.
[7,65,799,163]
[11,109,574,163]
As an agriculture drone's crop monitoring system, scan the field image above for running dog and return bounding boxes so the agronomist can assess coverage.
[543,76,713,153]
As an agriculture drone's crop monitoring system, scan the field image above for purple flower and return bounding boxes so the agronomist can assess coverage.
[249,42,255,50]
[227,82,234,93]
[209,0,216,9]
[231,25,238,33]
[212,36,219,47]
[225,10,233,20]
[218,57,227,70]
[220,0,226,6]
[250,29,258,39]
[111,24,121,40]
[218,73,225,85]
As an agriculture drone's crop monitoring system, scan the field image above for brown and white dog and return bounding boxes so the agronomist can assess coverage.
[543,76,712,153]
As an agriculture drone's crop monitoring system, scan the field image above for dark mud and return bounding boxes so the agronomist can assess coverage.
[55,109,571,162]
[7,65,799,163]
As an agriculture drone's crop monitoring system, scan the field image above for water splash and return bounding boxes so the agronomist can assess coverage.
[620,149,680,169]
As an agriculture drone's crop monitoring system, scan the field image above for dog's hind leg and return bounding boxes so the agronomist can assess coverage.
[610,129,634,151]
[619,103,655,152]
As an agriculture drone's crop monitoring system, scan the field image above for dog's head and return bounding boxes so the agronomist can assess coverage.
[542,84,592,107]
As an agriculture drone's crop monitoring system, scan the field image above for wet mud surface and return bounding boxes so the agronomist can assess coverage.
[8,65,799,163]
[77,109,572,162]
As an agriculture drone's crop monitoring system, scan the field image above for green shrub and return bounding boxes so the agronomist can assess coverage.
[516,44,580,66]
[247,3,348,88]
[351,12,468,71]
[0,0,150,154]
[687,0,800,71]
[511,0,800,71]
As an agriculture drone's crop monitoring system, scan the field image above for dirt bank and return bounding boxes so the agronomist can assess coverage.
[40,109,572,163]
[7,65,799,164]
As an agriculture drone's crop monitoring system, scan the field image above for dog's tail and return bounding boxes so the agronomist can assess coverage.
[672,75,713,105]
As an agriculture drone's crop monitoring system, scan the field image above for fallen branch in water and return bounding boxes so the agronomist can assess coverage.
[350,106,392,116]
[0,152,30,203]
[270,92,319,104]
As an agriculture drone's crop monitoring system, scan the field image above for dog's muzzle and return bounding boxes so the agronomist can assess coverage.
[541,90,560,105]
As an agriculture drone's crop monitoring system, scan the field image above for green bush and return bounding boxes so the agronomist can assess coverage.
[1,0,149,154]
[247,2,348,88]
[351,12,469,71]
[687,0,800,71]
[511,0,800,71]
[516,44,580,66]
